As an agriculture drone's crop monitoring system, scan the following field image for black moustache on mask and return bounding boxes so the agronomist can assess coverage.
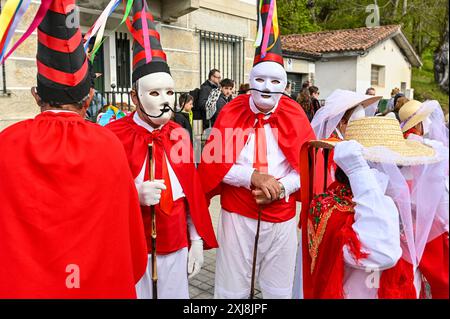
[248,88,294,100]
[138,101,186,119]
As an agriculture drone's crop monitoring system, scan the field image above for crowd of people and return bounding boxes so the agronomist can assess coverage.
[0,0,448,301]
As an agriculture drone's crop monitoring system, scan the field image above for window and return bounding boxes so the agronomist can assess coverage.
[371,64,385,87]
[401,82,407,93]
[197,29,245,85]
[86,36,105,93]
[115,32,131,90]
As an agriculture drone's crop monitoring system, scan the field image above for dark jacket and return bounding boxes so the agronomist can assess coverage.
[311,97,321,113]
[173,112,193,143]
[211,94,231,127]
[198,80,219,128]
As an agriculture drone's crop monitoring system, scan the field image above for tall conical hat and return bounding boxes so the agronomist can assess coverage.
[253,0,283,66]
[37,0,91,105]
[130,0,170,84]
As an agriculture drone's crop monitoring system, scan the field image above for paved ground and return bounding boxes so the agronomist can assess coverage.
[188,196,301,299]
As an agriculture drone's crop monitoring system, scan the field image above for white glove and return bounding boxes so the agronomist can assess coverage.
[423,138,444,149]
[334,140,369,176]
[137,180,166,206]
[187,239,204,279]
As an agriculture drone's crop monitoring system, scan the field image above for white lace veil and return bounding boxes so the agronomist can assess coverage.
[311,89,381,139]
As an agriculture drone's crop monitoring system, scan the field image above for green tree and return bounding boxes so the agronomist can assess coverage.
[277,0,319,34]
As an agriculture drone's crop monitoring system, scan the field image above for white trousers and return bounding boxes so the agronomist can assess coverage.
[214,210,298,299]
[292,238,304,299]
[135,247,189,299]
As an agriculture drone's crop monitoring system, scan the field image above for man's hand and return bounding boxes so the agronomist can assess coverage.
[137,180,166,206]
[251,171,281,202]
[252,189,276,205]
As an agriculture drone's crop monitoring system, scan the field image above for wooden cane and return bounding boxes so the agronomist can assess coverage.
[148,143,158,299]
[249,207,262,299]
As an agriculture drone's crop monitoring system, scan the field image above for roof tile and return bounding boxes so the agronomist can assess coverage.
[281,25,401,56]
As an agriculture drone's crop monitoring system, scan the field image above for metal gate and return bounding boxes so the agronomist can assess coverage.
[197,29,245,85]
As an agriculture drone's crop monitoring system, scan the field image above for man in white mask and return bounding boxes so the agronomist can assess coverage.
[106,0,217,299]
[199,0,316,299]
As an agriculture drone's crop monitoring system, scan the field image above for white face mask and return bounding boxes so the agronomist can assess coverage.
[137,72,176,126]
[249,61,287,112]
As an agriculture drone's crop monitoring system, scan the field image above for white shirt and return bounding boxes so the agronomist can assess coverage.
[133,113,200,240]
[222,97,300,199]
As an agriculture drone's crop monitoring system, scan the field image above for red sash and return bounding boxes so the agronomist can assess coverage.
[221,184,296,223]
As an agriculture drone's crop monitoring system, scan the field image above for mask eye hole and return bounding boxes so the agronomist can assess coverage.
[150,91,159,97]
[255,78,264,83]
[167,90,174,96]
[271,80,281,85]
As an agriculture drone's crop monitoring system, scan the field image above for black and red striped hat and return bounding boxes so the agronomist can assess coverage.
[253,0,283,67]
[36,0,91,105]
[130,0,170,84]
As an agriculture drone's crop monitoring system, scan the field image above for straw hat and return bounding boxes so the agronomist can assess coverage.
[399,100,433,133]
[310,117,440,166]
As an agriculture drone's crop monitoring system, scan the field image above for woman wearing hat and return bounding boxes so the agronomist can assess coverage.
[400,99,449,148]
[294,117,448,299]
[311,89,382,140]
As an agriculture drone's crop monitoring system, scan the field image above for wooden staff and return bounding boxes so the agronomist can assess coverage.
[250,207,262,299]
[148,143,158,299]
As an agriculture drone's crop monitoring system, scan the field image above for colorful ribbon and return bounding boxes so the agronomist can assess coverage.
[140,0,152,63]
[261,0,275,58]
[84,0,134,62]
[0,0,22,45]
[0,0,32,62]
[254,0,264,48]
[1,0,53,64]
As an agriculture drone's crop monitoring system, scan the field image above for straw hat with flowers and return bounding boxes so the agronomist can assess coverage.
[310,117,441,166]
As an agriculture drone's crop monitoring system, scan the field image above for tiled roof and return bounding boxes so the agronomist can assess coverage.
[281,25,401,56]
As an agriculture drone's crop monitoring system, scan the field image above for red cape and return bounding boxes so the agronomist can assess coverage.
[106,114,218,250]
[198,94,317,201]
[0,112,147,298]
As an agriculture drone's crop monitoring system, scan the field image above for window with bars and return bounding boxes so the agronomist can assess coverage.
[115,32,131,90]
[197,29,245,86]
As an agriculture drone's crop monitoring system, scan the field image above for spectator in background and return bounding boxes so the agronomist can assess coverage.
[302,80,311,90]
[393,96,409,121]
[86,61,106,122]
[210,78,234,127]
[285,81,292,95]
[309,85,321,114]
[366,87,376,96]
[173,93,194,143]
[297,88,314,122]
[198,69,222,129]
[381,92,405,118]
[386,88,401,112]
[238,83,251,95]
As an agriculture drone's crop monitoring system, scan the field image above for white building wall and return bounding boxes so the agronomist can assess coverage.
[356,38,412,98]
[315,57,358,98]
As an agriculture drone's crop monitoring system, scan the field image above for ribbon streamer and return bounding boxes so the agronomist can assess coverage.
[0,0,32,62]
[1,0,53,64]
[260,0,275,58]
[267,0,279,52]
[0,0,22,45]
[254,0,264,48]
[84,0,134,62]
[140,0,152,63]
